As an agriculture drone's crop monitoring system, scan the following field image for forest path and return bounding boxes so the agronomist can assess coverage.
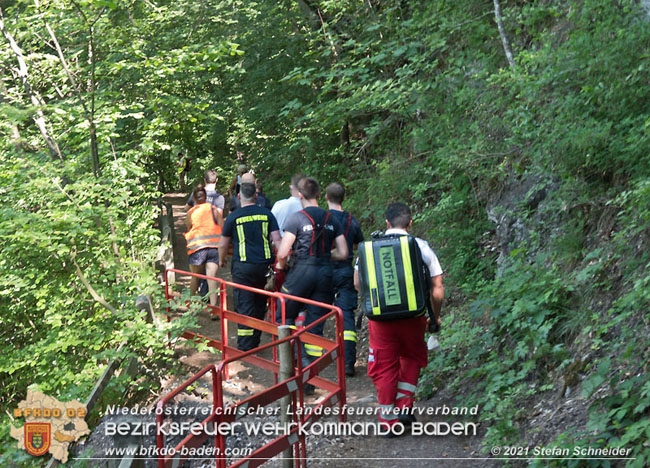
[162,193,492,467]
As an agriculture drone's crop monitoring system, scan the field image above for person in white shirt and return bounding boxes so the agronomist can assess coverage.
[271,173,305,236]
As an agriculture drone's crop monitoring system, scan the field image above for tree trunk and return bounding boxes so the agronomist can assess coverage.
[340,121,350,148]
[493,0,516,71]
[0,9,63,160]
[88,25,101,176]
[67,0,103,176]
[89,118,100,177]
[39,0,102,175]
[0,79,23,150]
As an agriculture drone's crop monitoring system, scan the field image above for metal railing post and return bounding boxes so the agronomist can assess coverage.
[278,325,294,468]
[220,281,229,379]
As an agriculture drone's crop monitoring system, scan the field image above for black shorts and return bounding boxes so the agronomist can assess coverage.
[189,248,219,266]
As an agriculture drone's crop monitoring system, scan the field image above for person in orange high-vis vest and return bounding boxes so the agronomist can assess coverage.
[185,185,223,309]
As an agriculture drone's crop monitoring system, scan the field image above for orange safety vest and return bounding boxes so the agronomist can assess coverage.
[184,203,222,255]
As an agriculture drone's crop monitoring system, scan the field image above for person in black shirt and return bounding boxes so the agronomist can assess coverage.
[228,174,273,212]
[325,182,364,377]
[255,180,272,210]
[275,177,348,393]
[219,182,281,351]
[228,172,253,213]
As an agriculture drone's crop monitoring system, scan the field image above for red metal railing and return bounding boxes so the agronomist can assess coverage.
[156,268,346,468]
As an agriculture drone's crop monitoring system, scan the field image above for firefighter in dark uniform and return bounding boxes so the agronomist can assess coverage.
[325,182,364,377]
[275,177,348,393]
[219,182,281,351]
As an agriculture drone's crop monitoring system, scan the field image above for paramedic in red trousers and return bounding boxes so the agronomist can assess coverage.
[275,177,348,394]
[219,181,281,351]
[354,202,444,434]
[325,182,364,377]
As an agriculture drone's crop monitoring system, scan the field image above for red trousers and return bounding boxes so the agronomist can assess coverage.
[367,316,428,426]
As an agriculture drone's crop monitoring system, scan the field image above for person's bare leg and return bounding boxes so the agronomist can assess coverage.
[205,262,219,307]
[189,264,204,295]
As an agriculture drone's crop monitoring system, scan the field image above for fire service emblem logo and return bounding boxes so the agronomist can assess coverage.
[24,423,51,457]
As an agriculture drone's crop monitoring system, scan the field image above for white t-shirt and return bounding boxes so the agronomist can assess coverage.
[384,228,443,276]
[271,196,303,235]
[354,228,443,277]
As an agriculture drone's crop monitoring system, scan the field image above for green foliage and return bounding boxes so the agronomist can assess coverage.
[0,148,209,464]
[424,256,572,441]
[1,0,650,464]
[1,158,137,361]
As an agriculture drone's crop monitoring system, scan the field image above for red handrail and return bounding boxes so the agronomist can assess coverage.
[156,268,347,468]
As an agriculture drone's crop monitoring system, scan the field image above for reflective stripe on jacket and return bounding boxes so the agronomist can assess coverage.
[184,203,222,255]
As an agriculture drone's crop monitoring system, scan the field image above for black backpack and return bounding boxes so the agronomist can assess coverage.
[358,233,432,321]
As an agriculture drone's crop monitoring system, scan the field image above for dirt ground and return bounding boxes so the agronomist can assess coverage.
[159,193,494,467]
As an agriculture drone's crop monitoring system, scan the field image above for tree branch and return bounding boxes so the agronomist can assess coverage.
[316,7,338,57]
[71,251,117,315]
[53,178,79,206]
[296,0,343,45]
[36,0,90,116]
[355,116,394,157]
[493,0,516,71]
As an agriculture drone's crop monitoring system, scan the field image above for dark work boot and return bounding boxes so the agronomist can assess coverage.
[398,407,417,426]
[382,422,407,438]
[398,413,417,426]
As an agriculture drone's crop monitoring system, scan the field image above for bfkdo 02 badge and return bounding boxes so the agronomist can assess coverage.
[24,422,51,457]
